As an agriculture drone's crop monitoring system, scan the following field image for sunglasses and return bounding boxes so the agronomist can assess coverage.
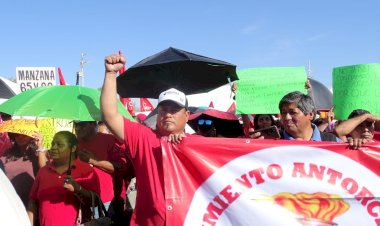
[198,119,213,126]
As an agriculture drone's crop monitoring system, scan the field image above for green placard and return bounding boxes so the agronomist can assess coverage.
[333,63,380,120]
[236,67,307,114]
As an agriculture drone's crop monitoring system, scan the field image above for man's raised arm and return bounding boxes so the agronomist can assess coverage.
[101,53,126,141]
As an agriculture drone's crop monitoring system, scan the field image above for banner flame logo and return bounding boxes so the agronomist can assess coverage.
[273,192,350,225]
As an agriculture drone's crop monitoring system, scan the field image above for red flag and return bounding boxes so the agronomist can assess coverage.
[118,50,126,74]
[57,67,66,85]
[140,98,154,112]
[121,98,135,116]
[208,101,214,108]
[227,102,236,112]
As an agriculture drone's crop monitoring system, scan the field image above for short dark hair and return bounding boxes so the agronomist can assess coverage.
[313,117,325,127]
[279,91,315,116]
[73,121,97,127]
[348,109,370,119]
[56,131,78,147]
[253,114,276,129]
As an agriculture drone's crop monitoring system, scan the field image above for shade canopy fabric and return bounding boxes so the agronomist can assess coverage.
[0,77,20,104]
[0,85,133,121]
[117,47,238,98]
[309,78,333,110]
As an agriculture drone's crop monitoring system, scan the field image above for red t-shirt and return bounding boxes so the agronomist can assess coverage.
[373,131,380,142]
[77,133,116,203]
[78,133,115,161]
[123,118,166,226]
[111,140,133,200]
[30,159,99,226]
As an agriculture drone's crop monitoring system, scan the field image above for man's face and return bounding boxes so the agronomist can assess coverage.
[156,101,189,136]
[350,120,374,141]
[280,103,314,136]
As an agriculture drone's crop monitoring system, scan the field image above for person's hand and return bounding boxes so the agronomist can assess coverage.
[63,175,81,193]
[231,82,238,94]
[305,79,312,90]
[31,132,44,150]
[104,53,126,74]
[366,113,380,123]
[249,132,264,139]
[325,106,335,124]
[168,133,186,144]
[347,137,369,150]
[77,150,95,164]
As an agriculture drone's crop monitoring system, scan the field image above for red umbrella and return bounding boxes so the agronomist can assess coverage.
[188,109,243,138]
[189,109,239,121]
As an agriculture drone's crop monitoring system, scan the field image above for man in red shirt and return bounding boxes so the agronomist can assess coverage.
[74,120,132,224]
[101,53,190,226]
[74,121,116,206]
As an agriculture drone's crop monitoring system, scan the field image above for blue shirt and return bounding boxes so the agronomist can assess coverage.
[282,124,340,141]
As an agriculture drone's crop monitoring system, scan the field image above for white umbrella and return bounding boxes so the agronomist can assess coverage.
[0,77,20,104]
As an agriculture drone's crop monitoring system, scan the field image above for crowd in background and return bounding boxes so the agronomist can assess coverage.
[0,52,379,226]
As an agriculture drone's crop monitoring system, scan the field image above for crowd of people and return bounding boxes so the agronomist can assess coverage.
[0,52,379,226]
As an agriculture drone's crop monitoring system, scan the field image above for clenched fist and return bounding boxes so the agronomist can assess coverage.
[104,53,126,74]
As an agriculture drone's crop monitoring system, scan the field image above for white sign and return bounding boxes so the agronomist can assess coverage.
[16,67,56,92]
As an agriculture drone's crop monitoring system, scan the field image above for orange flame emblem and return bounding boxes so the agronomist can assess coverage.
[273,192,350,225]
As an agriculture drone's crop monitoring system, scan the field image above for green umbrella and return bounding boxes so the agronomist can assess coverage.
[0,85,134,121]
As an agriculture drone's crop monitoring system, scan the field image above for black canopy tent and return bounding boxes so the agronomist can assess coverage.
[117,47,238,98]
[309,78,333,110]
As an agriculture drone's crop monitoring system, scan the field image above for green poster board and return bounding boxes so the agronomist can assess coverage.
[236,67,307,114]
[333,63,380,119]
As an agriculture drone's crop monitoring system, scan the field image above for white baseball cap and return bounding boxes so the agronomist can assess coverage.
[158,88,188,108]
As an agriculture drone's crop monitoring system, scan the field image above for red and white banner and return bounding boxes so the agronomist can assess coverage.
[227,102,236,113]
[117,50,135,116]
[121,98,135,117]
[140,98,154,112]
[161,137,380,226]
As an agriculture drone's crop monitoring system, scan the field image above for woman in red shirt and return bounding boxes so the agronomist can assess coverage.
[27,131,100,226]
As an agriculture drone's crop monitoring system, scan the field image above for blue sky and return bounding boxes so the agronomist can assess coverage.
[1,1,379,90]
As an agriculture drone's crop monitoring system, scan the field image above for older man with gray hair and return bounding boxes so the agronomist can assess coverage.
[279,91,339,141]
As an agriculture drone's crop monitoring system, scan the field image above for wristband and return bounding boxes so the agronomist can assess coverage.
[36,148,47,153]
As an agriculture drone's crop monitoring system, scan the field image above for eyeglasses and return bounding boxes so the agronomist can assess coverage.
[198,119,213,126]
